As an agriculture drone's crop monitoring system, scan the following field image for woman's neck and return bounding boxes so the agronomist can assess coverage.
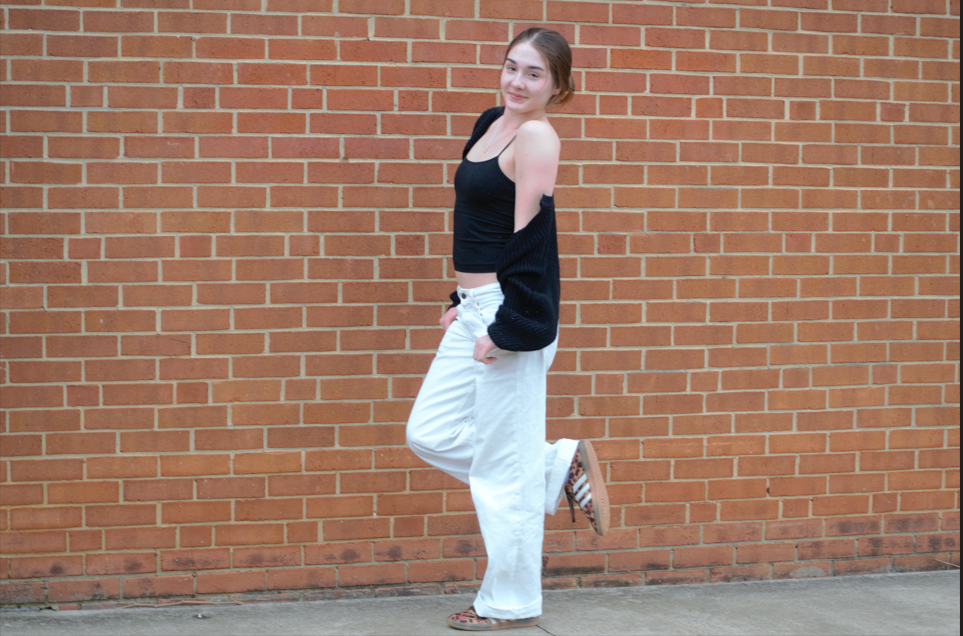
[500,105,547,128]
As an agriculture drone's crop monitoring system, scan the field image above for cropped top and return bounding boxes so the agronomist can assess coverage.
[452,110,515,273]
[448,107,562,352]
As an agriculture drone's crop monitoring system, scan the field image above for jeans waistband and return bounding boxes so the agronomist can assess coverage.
[456,282,503,305]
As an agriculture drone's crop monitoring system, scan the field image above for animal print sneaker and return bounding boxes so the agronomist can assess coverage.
[446,606,540,631]
[563,439,610,536]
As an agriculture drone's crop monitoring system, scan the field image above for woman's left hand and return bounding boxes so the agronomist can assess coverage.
[473,334,499,365]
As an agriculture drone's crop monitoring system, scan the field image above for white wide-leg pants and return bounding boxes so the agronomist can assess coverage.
[406,283,578,620]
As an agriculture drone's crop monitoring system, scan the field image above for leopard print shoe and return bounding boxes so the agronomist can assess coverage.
[446,606,540,631]
[563,439,610,536]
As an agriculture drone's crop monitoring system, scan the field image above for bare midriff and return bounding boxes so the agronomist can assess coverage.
[455,271,499,289]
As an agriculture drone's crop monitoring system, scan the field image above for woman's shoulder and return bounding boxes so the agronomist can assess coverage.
[516,119,560,154]
[518,118,557,138]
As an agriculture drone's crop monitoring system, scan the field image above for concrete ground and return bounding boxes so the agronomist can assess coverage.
[1,571,958,636]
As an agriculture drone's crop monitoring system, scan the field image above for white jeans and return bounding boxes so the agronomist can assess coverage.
[406,283,578,620]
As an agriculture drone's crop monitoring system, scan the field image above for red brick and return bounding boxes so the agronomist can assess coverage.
[84,504,156,528]
[9,555,83,579]
[899,491,957,512]
[48,579,120,603]
[195,570,266,595]
[47,481,119,505]
[9,506,82,531]
[86,552,156,576]
[708,478,768,500]
[0,531,67,555]
[719,499,780,521]
[157,546,224,571]
[119,574,191,599]
[263,566,334,591]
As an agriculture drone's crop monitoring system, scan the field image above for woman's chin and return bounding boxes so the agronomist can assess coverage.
[503,99,546,115]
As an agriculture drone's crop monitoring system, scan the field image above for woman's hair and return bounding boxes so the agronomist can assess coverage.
[504,27,574,106]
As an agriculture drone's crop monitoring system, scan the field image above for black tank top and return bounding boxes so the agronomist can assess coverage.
[452,136,516,273]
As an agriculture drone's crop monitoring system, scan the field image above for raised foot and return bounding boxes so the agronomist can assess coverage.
[563,439,611,537]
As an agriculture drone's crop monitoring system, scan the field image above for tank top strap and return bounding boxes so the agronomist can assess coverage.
[496,136,516,157]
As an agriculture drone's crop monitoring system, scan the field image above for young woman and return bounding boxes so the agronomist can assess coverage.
[406,28,610,631]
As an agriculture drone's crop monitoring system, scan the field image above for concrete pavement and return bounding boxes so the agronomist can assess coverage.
[1,571,959,635]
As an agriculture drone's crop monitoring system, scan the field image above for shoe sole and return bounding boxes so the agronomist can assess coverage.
[446,616,540,631]
[578,439,610,536]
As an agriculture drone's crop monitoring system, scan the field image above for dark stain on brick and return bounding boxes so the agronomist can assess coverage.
[834,521,855,535]
[90,583,111,600]
[888,515,936,533]
[638,558,670,571]
[714,572,758,583]
[541,558,604,577]
[455,540,476,556]
[592,579,632,588]
[926,535,959,551]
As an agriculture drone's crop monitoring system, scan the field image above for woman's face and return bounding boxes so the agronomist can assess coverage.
[500,41,558,114]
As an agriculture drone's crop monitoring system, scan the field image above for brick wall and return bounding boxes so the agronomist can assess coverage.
[0,0,959,608]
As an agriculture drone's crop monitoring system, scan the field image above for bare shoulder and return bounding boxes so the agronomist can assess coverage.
[516,119,560,156]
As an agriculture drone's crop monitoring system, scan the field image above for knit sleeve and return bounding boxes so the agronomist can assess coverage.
[486,197,561,352]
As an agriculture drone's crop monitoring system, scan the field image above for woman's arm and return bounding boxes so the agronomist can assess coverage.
[512,120,561,231]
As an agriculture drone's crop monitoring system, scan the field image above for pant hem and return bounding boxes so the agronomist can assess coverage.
[472,596,541,621]
[547,438,579,514]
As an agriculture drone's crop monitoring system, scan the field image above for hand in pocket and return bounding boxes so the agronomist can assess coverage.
[440,306,458,331]
[473,334,499,364]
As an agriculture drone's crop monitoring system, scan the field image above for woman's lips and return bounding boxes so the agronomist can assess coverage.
[508,92,526,100]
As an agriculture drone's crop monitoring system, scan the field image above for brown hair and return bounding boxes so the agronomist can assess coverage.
[504,27,575,106]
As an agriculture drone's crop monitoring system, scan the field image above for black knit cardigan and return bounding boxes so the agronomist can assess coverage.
[448,107,561,352]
